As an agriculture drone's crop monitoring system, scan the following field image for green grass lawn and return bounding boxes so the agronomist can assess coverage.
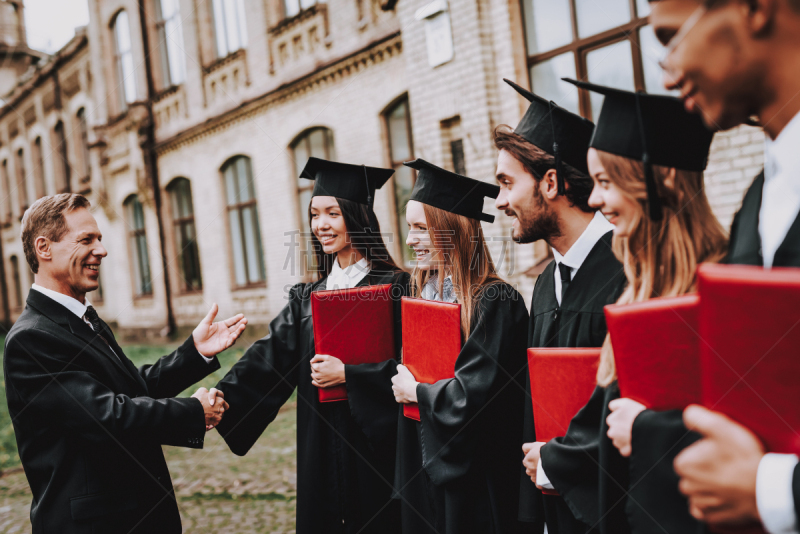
[0,336,247,470]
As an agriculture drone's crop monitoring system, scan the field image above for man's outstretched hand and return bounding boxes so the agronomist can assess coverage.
[193,303,247,357]
[192,387,229,431]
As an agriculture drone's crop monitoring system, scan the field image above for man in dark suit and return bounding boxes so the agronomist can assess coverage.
[4,193,247,533]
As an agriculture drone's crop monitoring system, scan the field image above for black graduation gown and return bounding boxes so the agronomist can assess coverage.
[394,282,530,534]
[519,231,627,534]
[626,171,800,534]
[214,268,409,534]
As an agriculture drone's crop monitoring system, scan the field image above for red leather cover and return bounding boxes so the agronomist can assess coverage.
[401,297,462,421]
[311,284,396,403]
[605,294,701,410]
[528,348,599,442]
[699,263,800,456]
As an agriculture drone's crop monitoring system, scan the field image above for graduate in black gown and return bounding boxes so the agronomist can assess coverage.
[493,79,626,534]
[390,159,529,534]
[214,158,408,534]
[640,3,800,531]
[528,80,726,534]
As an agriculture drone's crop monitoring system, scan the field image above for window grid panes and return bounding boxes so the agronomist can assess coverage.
[283,0,317,19]
[113,10,137,107]
[212,0,247,59]
[521,0,663,119]
[384,97,416,264]
[156,0,186,86]
[15,148,27,213]
[223,157,266,287]
[125,196,153,296]
[168,178,203,292]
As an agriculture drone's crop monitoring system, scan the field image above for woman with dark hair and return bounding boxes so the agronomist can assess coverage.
[214,158,408,534]
[391,159,529,534]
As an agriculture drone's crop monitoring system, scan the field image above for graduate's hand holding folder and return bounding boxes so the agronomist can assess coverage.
[310,284,396,402]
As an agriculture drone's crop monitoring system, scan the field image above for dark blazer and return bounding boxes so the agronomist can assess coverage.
[3,289,220,534]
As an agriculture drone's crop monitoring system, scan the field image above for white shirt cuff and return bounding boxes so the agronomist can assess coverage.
[196,348,215,363]
[757,453,799,534]
[537,458,554,490]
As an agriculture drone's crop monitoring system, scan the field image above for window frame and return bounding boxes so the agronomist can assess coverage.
[9,255,22,310]
[75,108,91,181]
[523,0,649,118]
[155,0,186,87]
[1,159,12,224]
[124,195,154,297]
[112,10,137,110]
[211,0,248,59]
[52,121,71,193]
[167,177,203,293]
[382,95,416,265]
[222,156,266,289]
[31,136,46,200]
[15,147,27,215]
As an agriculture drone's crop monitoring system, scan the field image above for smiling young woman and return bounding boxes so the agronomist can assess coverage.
[214,158,409,534]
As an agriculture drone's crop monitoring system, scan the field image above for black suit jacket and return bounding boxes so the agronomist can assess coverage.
[3,290,220,534]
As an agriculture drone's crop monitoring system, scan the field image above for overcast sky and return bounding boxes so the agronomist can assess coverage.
[25,0,89,54]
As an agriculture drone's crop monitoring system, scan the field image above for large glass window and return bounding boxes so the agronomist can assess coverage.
[283,0,317,18]
[31,137,46,199]
[156,0,186,86]
[167,178,203,292]
[52,121,70,193]
[290,128,336,238]
[15,148,27,213]
[222,156,266,287]
[384,97,415,263]
[1,159,11,223]
[125,195,153,296]
[212,0,247,59]
[112,10,137,108]
[521,0,670,118]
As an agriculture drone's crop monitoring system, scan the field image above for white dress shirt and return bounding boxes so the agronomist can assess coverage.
[552,211,615,306]
[761,110,800,269]
[421,274,457,303]
[756,111,800,534]
[537,211,614,491]
[30,284,214,363]
[325,257,370,290]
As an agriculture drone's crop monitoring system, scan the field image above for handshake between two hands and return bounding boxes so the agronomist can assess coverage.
[191,387,229,431]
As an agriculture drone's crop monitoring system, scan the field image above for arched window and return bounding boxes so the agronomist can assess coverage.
[9,255,22,309]
[1,159,11,223]
[222,157,265,287]
[167,178,202,291]
[290,127,335,237]
[15,148,27,213]
[52,121,71,193]
[31,136,46,199]
[156,0,186,86]
[211,0,247,59]
[124,195,152,296]
[383,97,415,262]
[76,108,90,179]
[112,10,137,108]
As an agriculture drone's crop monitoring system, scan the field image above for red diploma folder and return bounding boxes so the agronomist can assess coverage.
[311,284,396,403]
[698,263,800,456]
[528,348,598,496]
[605,294,701,411]
[401,297,462,421]
[528,348,599,442]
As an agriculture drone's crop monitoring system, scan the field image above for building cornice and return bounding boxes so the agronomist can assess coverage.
[155,31,402,156]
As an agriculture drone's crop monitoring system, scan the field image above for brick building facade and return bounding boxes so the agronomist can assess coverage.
[0,0,763,335]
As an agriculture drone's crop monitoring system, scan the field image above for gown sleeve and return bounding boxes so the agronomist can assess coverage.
[627,409,701,534]
[214,283,306,456]
[344,271,410,453]
[415,286,529,486]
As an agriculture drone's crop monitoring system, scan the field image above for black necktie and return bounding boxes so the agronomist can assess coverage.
[84,305,111,346]
[558,262,572,304]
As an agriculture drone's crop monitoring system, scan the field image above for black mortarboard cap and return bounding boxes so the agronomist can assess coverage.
[300,157,394,208]
[562,78,714,221]
[504,78,595,195]
[404,159,500,223]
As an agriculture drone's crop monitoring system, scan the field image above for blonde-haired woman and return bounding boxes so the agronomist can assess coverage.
[391,159,529,534]
[522,80,727,534]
